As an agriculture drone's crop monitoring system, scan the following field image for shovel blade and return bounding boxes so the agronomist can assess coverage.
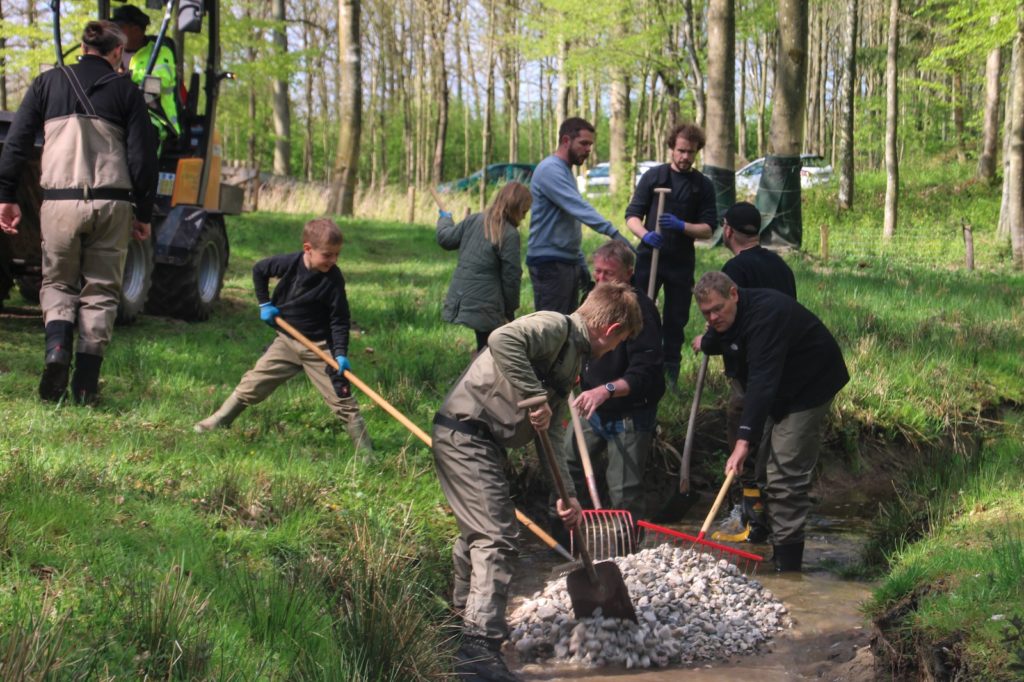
[565,560,637,623]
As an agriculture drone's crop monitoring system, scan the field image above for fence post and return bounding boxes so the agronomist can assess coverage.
[820,223,829,262]
[407,186,416,224]
[962,220,974,272]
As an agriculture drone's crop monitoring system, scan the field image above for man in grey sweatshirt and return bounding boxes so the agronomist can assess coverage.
[527,117,634,314]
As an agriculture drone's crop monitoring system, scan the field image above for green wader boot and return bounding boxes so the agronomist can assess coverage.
[194,394,247,433]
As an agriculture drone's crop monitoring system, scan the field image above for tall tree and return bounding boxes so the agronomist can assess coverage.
[756,0,807,246]
[978,34,1002,182]
[328,0,361,215]
[1008,20,1024,267]
[271,0,291,176]
[705,0,736,217]
[837,0,858,209]
[480,0,497,210]
[609,68,629,194]
[882,0,899,240]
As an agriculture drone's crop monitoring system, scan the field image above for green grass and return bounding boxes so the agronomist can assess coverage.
[0,160,1021,677]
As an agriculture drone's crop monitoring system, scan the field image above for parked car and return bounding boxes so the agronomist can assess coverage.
[581,160,660,196]
[735,154,833,194]
[437,163,536,193]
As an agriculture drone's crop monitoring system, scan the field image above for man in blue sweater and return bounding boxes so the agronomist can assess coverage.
[527,117,633,314]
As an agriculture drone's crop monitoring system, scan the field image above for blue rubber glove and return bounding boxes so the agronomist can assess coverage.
[641,231,664,249]
[335,355,351,374]
[658,214,687,232]
[259,302,280,327]
[439,210,452,219]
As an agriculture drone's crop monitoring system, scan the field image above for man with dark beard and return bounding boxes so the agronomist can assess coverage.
[527,117,634,314]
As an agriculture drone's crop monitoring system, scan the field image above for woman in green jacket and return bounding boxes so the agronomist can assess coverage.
[436,182,531,350]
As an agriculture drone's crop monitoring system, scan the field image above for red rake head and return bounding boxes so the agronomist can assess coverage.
[637,520,764,575]
[573,509,638,560]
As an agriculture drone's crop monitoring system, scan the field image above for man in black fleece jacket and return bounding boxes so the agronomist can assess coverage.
[564,240,664,521]
[194,218,372,454]
[0,20,157,404]
[692,271,848,571]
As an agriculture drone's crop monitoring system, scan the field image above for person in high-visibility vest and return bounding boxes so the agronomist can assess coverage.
[112,4,179,149]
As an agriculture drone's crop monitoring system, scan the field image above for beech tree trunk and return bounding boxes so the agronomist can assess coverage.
[978,39,1002,182]
[610,70,629,194]
[328,0,361,216]
[738,38,747,161]
[0,0,7,110]
[882,0,899,240]
[271,0,291,176]
[1008,26,1024,267]
[769,0,807,156]
[480,0,497,210]
[837,0,858,209]
[682,0,706,128]
[705,0,735,173]
[999,38,1019,240]
[430,0,450,184]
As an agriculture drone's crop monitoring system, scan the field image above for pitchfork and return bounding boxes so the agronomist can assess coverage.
[567,395,638,561]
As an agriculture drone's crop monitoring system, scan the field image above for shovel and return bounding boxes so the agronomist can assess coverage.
[646,188,672,300]
[272,317,575,562]
[520,396,637,623]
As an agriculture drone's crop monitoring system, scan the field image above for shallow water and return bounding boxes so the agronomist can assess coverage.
[507,499,877,680]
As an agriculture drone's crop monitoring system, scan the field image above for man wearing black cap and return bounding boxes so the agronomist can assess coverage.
[713,202,797,544]
[112,4,179,147]
[692,271,848,572]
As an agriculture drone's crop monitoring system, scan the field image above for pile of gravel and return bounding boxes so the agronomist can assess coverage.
[509,544,790,669]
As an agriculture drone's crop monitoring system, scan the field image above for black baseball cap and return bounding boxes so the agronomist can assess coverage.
[111,4,150,28]
[724,202,761,235]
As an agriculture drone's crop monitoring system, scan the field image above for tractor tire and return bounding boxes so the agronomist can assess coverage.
[116,236,153,324]
[147,215,227,321]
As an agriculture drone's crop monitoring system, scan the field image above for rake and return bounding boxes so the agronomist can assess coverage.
[637,472,764,574]
[567,395,638,561]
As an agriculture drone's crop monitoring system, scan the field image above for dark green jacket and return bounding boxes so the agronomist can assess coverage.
[437,212,522,332]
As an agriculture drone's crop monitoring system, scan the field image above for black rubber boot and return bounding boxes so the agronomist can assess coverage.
[71,353,103,405]
[454,635,519,681]
[664,362,680,393]
[39,321,74,402]
[772,541,805,572]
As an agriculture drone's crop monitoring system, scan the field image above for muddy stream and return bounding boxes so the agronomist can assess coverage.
[507,498,878,681]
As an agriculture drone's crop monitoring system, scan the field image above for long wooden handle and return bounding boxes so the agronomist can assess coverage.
[428,187,448,213]
[647,188,671,300]
[276,319,574,558]
[516,509,574,562]
[274,317,432,446]
[568,392,602,509]
[698,470,735,540]
[679,354,709,494]
[519,398,598,583]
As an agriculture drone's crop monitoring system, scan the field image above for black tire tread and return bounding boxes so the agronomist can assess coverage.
[146,217,227,322]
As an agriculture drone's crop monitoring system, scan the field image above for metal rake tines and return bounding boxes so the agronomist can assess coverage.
[573,509,638,560]
[636,521,764,575]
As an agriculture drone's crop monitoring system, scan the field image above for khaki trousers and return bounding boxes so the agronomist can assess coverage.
[233,334,363,426]
[431,421,518,641]
[754,401,831,545]
[40,199,133,356]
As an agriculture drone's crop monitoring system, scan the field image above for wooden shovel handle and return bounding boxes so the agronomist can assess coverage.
[274,317,432,447]
[568,392,602,509]
[518,397,598,582]
[698,470,735,539]
[647,188,671,300]
[679,354,709,493]
[516,509,574,562]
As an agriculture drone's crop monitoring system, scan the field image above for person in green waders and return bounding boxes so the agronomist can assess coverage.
[112,4,179,151]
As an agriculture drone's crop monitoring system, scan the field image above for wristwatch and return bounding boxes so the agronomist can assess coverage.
[604,382,617,395]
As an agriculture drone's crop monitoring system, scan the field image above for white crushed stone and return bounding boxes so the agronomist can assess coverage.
[508,544,791,669]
